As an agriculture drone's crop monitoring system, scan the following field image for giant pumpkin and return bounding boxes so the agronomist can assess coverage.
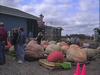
[66,44,87,62]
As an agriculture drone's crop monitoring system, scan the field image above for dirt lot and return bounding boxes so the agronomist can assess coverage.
[0,55,100,75]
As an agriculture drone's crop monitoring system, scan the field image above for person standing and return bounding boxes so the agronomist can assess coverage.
[0,22,7,65]
[75,37,80,46]
[16,28,26,63]
[36,32,43,44]
[28,32,33,38]
[11,28,19,46]
[11,28,19,60]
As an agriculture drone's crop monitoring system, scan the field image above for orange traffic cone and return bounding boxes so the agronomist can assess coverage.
[74,63,81,75]
[81,64,86,75]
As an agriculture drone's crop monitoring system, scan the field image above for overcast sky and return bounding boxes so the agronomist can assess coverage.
[0,0,99,35]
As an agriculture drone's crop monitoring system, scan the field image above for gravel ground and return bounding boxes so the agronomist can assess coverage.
[0,55,100,75]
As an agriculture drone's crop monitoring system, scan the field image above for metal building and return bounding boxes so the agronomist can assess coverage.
[0,5,40,37]
[45,26,62,41]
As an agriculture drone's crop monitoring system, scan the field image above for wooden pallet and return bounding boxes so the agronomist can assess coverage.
[39,59,59,70]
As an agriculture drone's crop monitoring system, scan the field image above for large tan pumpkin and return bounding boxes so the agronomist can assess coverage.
[49,41,56,45]
[83,48,98,58]
[41,41,49,49]
[57,42,67,46]
[61,45,69,53]
[57,42,69,53]
[25,40,44,58]
[45,44,61,54]
[69,44,80,49]
[66,44,87,62]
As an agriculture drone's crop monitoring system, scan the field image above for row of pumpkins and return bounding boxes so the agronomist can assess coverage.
[42,41,100,62]
[10,39,100,63]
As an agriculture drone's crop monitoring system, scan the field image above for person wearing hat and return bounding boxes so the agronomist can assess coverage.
[0,22,7,65]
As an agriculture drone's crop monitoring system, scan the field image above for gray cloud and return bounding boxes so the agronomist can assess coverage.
[0,0,99,35]
[0,0,23,7]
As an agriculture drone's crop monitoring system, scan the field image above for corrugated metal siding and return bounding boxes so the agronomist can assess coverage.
[0,14,27,33]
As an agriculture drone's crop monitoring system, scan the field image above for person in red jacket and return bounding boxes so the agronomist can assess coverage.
[0,22,7,65]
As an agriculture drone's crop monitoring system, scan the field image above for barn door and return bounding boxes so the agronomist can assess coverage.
[27,19,38,37]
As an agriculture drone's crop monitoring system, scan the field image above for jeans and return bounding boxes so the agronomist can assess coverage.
[15,44,25,61]
[0,42,5,64]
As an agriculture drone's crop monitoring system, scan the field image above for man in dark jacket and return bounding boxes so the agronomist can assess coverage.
[16,28,26,64]
[0,22,7,65]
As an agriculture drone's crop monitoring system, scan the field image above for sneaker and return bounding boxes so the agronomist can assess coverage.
[17,60,23,64]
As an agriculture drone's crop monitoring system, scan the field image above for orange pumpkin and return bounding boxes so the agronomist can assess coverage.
[43,44,48,49]
[61,45,70,53]
[66,45,87,62]
[69,44,80,50]
[41,41,49,49]
[5,41,12,49]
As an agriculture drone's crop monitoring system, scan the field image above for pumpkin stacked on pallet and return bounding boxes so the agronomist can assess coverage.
[66,44,87,63]
[47,51,64,62]
[59,42,70,53]
[39,41,72,70]
[41,41,49,50]
[45,43,61,54]
[25,40,44,59]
